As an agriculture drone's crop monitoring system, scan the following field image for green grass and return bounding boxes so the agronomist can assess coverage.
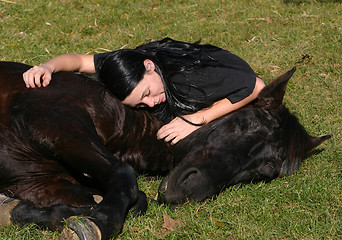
[0,0,341,239]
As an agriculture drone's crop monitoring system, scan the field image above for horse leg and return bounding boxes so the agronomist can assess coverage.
[0,183,102,237]
[1,193,102,240]
[10,109,147,239]
[59,139,147,239]
[0,172,103,237]
[0,124,101,237]
[1,196,91,231]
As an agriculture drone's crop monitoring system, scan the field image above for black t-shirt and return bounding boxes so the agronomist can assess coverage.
[94,49,257,105]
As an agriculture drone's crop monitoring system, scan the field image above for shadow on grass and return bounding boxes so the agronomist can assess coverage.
[304,147,329,159]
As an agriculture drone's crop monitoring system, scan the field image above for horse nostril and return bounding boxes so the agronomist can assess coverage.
[177,167,201,188]
[158,167,211,205]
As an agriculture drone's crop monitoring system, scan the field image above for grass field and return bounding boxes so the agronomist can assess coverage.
[0,0,341,239]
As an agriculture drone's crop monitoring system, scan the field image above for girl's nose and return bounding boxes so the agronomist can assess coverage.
[142,97,155,107]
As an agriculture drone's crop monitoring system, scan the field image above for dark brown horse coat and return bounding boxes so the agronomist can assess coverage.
[0,62,330,239]
[0,61,173,239]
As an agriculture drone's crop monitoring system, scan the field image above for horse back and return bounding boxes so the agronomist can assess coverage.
[0,61,118,140]
[0,61,173,175]
[0,62,31,125]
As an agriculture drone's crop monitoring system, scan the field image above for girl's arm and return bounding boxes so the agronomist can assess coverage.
[157,77,266,145]
[23,54,95,88]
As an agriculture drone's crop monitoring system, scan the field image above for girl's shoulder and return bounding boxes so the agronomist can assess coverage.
[203,49,235,61]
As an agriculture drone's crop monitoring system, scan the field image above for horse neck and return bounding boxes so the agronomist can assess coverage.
[101,91,162,146]
[122,106,162,140]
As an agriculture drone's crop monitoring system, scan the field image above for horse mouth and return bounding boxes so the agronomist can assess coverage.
[156,175,169,204]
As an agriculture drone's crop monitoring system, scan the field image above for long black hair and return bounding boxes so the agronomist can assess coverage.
[98,49,150,101]
[98,38,224,123]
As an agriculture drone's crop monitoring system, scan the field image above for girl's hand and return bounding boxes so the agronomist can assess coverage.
[157,114,204,145]
[23,64,54,88]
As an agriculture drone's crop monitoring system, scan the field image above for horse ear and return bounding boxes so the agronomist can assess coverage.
[306,135,331,153]
[256,67,296,109]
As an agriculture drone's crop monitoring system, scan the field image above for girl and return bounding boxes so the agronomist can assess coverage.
[23,38,265,144]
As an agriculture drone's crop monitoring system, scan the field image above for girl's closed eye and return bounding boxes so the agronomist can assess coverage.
[143,89,150,98]
[136,103,147,108]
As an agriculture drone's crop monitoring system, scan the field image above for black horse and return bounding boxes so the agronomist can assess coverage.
[0,62,330,239]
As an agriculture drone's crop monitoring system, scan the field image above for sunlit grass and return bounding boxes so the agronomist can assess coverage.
[0,0,341,239]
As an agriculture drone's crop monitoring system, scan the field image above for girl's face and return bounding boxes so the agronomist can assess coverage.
[122,60,166,108]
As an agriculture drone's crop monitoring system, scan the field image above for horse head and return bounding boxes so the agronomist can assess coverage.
[157,68,331,206]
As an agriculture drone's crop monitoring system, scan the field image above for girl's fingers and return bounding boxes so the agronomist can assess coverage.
[23,65,53,88]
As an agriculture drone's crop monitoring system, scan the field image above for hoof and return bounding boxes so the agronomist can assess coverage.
[0,194,20,227]
[60,217,102,240]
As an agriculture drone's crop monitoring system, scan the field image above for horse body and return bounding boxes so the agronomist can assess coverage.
[0,62,330,239]
[0,62,172,238]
